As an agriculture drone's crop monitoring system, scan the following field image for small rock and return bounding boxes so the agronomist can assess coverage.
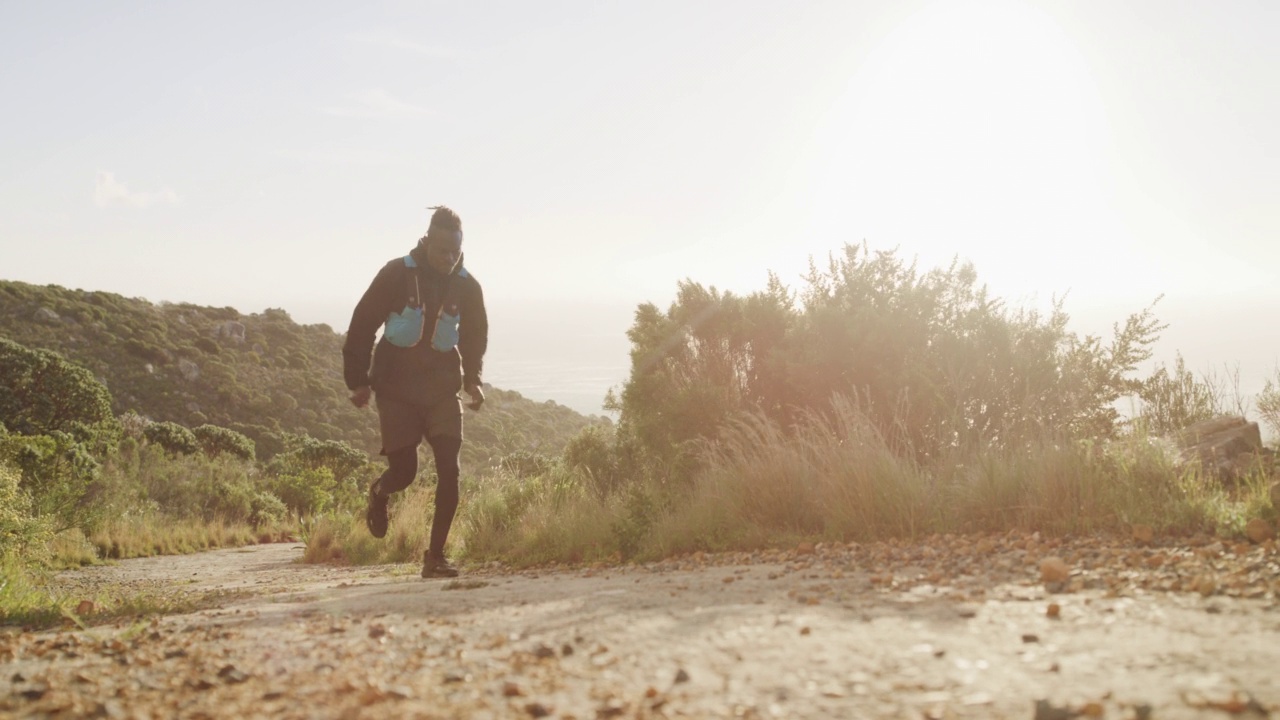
[218,665,250,684]
[533,644,556,659]
[1132,524,1154,544]
[1245,518,1275,544]
[1079,701,1104,717]
[796,542,816,555]
[524,702,552,717]
[674,669,690,684]
[1046,603,1061,619]
[75,600,95,616]
[502,681,524,697]
[1033,699,1073,720]
[1021,633,1040,643]
[597,700,627,718]
[18,684,49,701]
[1040,557,1070,584]
[1193,575,1219,597]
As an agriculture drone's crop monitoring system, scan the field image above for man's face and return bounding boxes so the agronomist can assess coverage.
[424,232,462,275]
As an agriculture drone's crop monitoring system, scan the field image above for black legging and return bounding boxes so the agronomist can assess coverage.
[374,435,462,557]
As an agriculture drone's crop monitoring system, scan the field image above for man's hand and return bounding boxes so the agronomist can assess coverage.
[350,385,372,409]
[464,382,485,411]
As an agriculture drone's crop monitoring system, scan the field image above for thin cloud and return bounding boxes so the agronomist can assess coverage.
[349,31,457,59]
[93,171,179,209]
[323,88,432,119]
[275,148,402,166]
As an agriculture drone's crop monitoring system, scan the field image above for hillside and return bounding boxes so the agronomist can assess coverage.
[0,280,606,465]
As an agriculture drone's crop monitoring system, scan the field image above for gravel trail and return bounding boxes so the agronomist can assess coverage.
[3,534,1279,719]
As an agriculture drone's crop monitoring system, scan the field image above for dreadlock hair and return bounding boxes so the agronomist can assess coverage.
[426,205,462,237]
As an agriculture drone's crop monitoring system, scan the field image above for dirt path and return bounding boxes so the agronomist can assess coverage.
[4,536,1280,719]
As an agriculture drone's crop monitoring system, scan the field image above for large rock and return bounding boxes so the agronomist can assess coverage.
[177,359,200,382]
[215,320,246,343]
[1177,415,1265,481]
[33,307,60,324]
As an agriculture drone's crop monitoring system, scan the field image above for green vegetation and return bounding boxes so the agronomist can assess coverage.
[330,244,1276,568]
[0,281,606,468]
[0,281,606,626]
[3,246,1277,627]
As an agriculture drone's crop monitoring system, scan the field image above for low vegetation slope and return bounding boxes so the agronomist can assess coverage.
[0,280,605,467]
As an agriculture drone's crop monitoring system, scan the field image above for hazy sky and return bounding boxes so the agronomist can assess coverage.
[1,1,1276,414]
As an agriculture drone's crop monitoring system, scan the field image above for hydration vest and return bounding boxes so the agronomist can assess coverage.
[383,255,468,352]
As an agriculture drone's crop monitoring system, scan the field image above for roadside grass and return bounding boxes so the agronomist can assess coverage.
[3,516,296,630]
[303,403,1277,570]
[86,516,293,562]
[1,557,251,630]
[303,485,432,566]
[0,558,63,627]
[650,403,1271,558]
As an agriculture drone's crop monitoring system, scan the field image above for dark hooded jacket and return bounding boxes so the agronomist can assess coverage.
[343,244,487,406]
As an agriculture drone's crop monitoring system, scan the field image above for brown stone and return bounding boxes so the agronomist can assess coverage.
[1177,416,1264,481]
[1245,518,1275,544]
[1132,524,1154,545]
[1039,557,1069,584]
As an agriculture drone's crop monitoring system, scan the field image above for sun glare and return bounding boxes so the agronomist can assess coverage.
[802,0,1126,304]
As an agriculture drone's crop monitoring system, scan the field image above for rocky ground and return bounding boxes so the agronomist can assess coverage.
[3,532,1279,719]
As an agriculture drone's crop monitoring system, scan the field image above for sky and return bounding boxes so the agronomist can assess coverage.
[1,0,1277,417]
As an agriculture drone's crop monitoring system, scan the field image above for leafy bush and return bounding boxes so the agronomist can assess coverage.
[266,436,371,513]
[103,442,281,526]
[266,467,337,517]
[0,462,53,562]
[0,337,118,437]
[192,424,255,461]
[0,428,103,532]
[143,421,200,456]
[1138,353,1220,435]
[614,245,1164,466]
[1258,368,1280,445]
[194,337,220,355]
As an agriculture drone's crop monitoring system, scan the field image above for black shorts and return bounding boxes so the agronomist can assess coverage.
[375,394,462,455]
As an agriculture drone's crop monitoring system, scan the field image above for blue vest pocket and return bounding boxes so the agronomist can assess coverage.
[432,311,460,351]
[385,305,425,347]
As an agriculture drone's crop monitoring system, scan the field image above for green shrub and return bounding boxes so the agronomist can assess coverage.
[0,429,103,533]
[1258,368,1280,445]
[0,337,118,437]
[143,421,200,456]
[104,443,274,525]
[1138,353,1222,435]
[194,337,220,355]
[613,245,1164,465]
[192,424,255,461]
[266,467,337,517]
[0,462,53,563]
[267,436,371,513]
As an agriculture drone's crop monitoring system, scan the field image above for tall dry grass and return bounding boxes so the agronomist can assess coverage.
[306,396,1276,569]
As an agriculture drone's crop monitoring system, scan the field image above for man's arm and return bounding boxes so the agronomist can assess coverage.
[458,275,488,409]
[342,262,398,398]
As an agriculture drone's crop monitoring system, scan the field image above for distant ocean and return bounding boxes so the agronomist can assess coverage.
[486,357,627,417]
[482,299,635,418]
